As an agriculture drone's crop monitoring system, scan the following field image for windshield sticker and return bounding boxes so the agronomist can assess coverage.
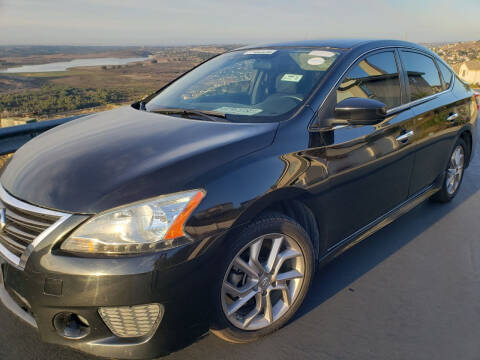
[309,50,336,57]
[307,57,326,66]
[244,49,277,55]
[214,107,263,116]
[281,74,303,82]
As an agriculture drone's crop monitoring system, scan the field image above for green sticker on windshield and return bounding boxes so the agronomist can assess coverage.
[214,107,263,116]
[281,74,303,82]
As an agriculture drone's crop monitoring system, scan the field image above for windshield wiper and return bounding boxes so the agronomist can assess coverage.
[149,108,226,122]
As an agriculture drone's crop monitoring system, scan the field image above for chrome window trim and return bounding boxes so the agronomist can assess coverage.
[386,84,453,116]
[309,45,455,130]
[0,185,72,271]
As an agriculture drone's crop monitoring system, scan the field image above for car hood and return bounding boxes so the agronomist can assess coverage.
[1,106,278,213]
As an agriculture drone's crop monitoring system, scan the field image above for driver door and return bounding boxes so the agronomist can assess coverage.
[307,50,417,247]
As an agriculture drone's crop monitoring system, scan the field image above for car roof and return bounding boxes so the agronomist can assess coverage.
[238,39,428,52]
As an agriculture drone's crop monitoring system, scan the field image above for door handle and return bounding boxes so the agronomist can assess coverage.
[446,113,458,122]
[396,130,414,143]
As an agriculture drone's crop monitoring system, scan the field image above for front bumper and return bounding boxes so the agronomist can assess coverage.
[0,224,220,359]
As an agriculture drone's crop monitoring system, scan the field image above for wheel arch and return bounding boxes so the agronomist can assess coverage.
[459,129,473,167]
[227,188,326,261]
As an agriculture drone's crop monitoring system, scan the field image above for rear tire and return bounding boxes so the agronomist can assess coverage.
[431,138,467,203]
[211,213,314,343]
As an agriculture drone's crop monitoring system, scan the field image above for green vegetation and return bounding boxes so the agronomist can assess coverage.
[0,45,235,120]
[0,45,150,61]
[0,85,152,117]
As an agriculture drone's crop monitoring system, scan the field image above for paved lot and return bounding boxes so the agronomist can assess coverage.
[2,136,480,360]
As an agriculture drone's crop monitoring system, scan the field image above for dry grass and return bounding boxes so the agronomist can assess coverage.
[0,153,12,169]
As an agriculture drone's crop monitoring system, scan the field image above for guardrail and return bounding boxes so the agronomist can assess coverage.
[0,114,86,156]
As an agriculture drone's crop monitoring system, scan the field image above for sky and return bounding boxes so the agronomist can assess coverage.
[0,0,478,46]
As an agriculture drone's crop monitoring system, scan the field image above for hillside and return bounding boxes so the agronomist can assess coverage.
[429,40,480,65]
[0,45,236,121]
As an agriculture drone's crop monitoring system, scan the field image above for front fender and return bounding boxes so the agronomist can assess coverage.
[184,144,329,255]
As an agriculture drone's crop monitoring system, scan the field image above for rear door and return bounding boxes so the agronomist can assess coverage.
[308,50,417,246]
[399,50,461,194]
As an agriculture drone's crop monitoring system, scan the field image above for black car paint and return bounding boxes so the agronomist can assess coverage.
[0,39,477,359]
[1,107,278,213]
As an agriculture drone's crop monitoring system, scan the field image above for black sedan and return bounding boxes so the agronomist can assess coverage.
[0,39,478,359]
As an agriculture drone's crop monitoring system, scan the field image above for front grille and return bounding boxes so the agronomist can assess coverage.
[0,203,59,258]
[99,304,164,338]
[0,185,71,270]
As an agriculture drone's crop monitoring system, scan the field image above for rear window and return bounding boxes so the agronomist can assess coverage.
[400,51,442,101]
[437,61,453,89]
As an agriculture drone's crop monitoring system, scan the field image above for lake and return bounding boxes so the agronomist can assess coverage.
[0,57,149,73]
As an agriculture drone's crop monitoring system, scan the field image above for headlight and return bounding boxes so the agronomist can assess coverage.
[61,189,205,255]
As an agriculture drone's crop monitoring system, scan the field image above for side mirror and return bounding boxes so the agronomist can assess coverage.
[332,97,387,126]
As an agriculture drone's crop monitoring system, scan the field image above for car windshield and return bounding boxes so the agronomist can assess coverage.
[145,48,342,123]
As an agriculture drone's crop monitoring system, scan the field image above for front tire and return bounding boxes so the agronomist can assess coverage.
[211,213,314,343]
[431,138,467,203]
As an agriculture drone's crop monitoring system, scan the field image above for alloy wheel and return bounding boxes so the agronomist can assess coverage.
[221,233,305,331]
[446,145,465,196]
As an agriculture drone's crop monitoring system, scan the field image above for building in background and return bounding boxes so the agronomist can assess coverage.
[459,60,480,85]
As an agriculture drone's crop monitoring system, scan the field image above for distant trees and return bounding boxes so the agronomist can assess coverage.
[0,85,152,117]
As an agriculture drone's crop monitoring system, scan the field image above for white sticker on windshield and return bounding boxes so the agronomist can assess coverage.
[281,74,303,82]
[214,107,263,116]
[244,49,277,55]
[309,50,336,57]
[307,57,326,66]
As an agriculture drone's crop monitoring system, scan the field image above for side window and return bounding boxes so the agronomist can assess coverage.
[336,51,402,109]
[437,61,453,89]
[401,51,442,101]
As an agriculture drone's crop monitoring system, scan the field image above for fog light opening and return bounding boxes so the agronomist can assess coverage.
[98,303,164,338]
[53,312,90,340]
